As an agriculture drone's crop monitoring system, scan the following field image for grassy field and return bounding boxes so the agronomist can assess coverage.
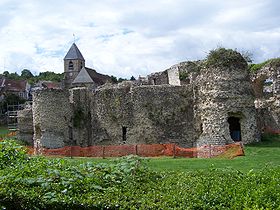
[65,134,280,172]
[0,133,279,209]
[147,134,280,172]
[0,126,9,137]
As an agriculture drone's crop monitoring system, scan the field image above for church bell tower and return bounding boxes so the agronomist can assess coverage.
[63,43,85,88]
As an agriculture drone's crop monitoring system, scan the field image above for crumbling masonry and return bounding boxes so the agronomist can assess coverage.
[17,48,280,156]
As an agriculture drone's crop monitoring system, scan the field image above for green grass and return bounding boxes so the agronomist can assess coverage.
[147,134,280,172]
[249,58,280,72]
[65,134,280,172]
[0,137,279,209]
[0,126,9,136]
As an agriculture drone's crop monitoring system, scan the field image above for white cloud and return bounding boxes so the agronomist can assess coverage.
[0,0,279,78]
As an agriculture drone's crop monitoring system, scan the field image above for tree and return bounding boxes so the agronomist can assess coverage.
[130,76,136,81]
[37,71,63,82]
[118,78,126,83]
[21,69,34,79]
[240,50,253,63]
[4,93,26,105]
[7,72,20,80]
[3,71,9,77]
[110,76,118,83]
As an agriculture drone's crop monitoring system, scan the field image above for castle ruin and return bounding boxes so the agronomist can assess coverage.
[17,45,280,156]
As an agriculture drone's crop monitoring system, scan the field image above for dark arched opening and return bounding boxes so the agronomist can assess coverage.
[122,126,127,143]
[68,61,74,71]
[228,117,241,142]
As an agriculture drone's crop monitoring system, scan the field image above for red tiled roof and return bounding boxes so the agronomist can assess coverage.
[85,67,112,85]
[4,79,27,92]
[42,81,61,89]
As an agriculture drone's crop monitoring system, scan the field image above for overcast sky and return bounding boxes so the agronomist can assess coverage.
[0,0,280,78]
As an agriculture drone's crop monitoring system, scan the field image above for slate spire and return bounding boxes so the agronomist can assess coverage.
[64,43,85,61]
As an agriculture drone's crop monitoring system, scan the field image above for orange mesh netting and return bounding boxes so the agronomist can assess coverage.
[0,131,17,141]
[262,127,280,134]
[30,142,244,159]
[0,130,244,158]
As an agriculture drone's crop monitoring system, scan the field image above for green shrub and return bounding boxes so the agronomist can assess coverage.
[73,106,85,128]
[179,71,188,81]
[249,58,280,72]
[206,48,247,69]
[0,139,28,169]
[0,141,279,209]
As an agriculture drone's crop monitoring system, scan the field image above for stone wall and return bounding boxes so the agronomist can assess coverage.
[70,88,93,146]
[251,64,280,133]
[90,84,133,145]
[167,66,180,85]
[147,70,169,85]
[196,60,259,147]
[90,84,196,147]
[32,84,197,150]
[170,61,201,85]
[255,98,280,133]
[131,85,196,147]
[251,64,280,97]
[32,89,72,150]
[30,49,275,152]
[17,103,33,145]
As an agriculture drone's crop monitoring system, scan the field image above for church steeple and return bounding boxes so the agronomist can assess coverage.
[64,43,85,61]
[63,43,85,88]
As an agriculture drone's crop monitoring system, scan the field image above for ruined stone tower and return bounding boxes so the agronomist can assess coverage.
[196,49,260,147]
[21,47,272,157]
[64,43,85,88]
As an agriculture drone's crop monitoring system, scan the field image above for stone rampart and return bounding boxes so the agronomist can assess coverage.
[167,66,180,85]
[130,85,196,147]
[29,48,277,154]
[196,55,259,148]
[17,104,33,145]
[32,84,197,151]
[32,89,72,150]
[91,84,196,147]
[251,64,280,133]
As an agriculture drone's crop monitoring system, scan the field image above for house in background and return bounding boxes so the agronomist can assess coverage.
[29,81,62,101]
[0,77,31,101]
[36,81,62,90]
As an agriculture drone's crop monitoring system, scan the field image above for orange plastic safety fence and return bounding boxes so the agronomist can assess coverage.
[196,143,244,158]
[28,142,244,159]
[26,146,34,155]
[262,127,280,134]
[0,131,17,141]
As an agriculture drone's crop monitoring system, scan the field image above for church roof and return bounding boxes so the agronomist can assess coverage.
[72,67,112,85]
[72,67,94,84]
[64,43,85,61]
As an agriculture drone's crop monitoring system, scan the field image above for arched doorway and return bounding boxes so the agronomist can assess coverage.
[228,117,241,142]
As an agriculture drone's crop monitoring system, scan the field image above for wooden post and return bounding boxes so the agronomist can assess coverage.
[135,144,138,156]
[102,146,105,159]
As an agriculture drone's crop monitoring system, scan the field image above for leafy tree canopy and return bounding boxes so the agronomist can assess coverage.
[1,70,64,85]
[21,69,34,79]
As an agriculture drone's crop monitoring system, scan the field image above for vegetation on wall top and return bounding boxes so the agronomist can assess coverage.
[179,71,189,81]
[205,48,247,69]
[249,58,280,72]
